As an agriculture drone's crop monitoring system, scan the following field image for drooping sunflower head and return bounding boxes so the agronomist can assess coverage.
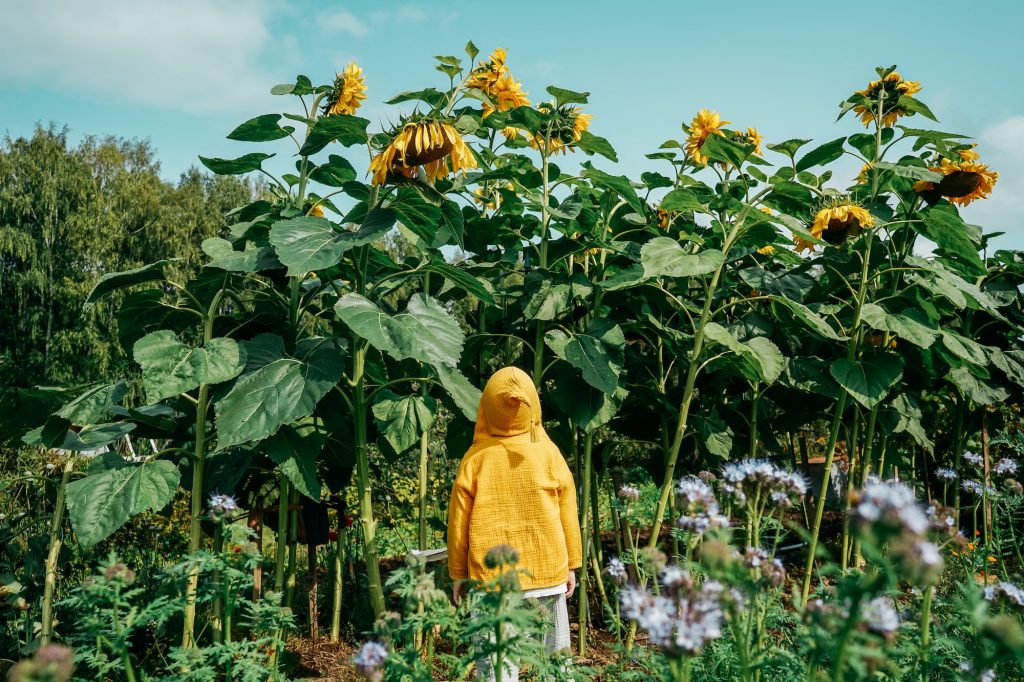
[914,155,998,207]
[368,118,477,185]
[684,109,730,165]
[852,70,922,127]
[804,198,875,250]
[324,62,367,116]
[530,102,592,155]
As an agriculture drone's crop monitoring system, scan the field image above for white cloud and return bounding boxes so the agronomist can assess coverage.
[0,0,286,113]
[320,9,369,37]
[962,115,1024,250]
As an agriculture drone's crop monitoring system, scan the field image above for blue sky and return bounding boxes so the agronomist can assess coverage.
[2,0,1022,248]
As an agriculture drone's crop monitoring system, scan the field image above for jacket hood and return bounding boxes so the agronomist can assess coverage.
[473,367,542,443]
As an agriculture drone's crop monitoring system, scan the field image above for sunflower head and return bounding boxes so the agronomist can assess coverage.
[852,70,921,127]
[308,204,325,218]
[368,118,477,185]
[467,48,508,91]
[806,198,875,249]
[685,109,730,165]
[657,209,671,229]
[324,62,367,116]
[741,127,764,156]
[530,102,592,155]
[756,245,776,256]
[914,155,998,207]
[473,182,515,215]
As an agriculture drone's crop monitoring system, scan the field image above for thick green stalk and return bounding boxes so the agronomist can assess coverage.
[647,257,728,548]
[418,386,430,550]
[285,488,299,609]
[273,478,289,590]
[40,456,74,646]
[578,431,594,657]
[800,223,876,606]
[353,341,385,615]
[211,523,225,644]
[918,585,934,681]
[329,507,345,641]
[182,288,224,648]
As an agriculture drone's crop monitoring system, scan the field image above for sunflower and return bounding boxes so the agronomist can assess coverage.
[368,119,477,185]
[324,62,367,116]
[852,71,922,127]
[467,48,508,92]
[913,156,998,207]
[530,102,592,155]
[756,245,776,256]
[855,163,872,184]
[958,145,980,162]
[742,127,764,156]
[685,109,730,165]
[482,72,530,117]
[309,204,325,218]
[758,206,773,215]
[797,200,875,252]
[657,209,671,229]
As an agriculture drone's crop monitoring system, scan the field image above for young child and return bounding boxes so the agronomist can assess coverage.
[446,366,583,677]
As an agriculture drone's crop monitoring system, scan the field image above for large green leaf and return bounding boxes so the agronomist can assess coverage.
[391,192,441,245]
[215,359,306,449]
[227,114,294,142]
[424,261,494,304]
[830,356,903,408]
[133,331,246,403]
[949,366,1009,405]
[549,318,625,394]
[65,453,179,548]
[434,365,481,421]
[860,304,938,348]
[372,390,436,454]
[940,330,989,366]
[263,422,326,499]
[701,133,754,168]
[522,271,592,321]
[704,323,784,384]
[56,381,128,425]
[299,114,370,155]
[795,137,846,172]
[309,155,358,187]
[202,238,279,273]
[269,208,396,276]
[660,188,705,213]
[919,209,984,275]
[576,131,618,162]
[888,393,933,451]
[84,259,179,308]
[335,294,464,369]
[216,335,344,451]
[582,165,643,213]
[549,365,626,433]
[771,297,846,341]
[22,422,137,452]
[641,238,723,279]
[199,152,275,175]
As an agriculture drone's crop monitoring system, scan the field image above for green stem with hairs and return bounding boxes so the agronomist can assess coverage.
[40,455,74,646]
[182,286,225,648]
[578,430,594,657]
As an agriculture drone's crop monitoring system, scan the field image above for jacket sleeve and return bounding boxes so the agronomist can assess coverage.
[446,455,475,581]
[555,451,583,570]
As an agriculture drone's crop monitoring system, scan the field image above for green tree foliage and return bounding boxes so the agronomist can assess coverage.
[0,125,256,386]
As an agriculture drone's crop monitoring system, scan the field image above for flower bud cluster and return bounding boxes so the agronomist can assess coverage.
[675,476,728,533]
[619,566,725,658]
[851,479,943,584]
[721,459,807,508]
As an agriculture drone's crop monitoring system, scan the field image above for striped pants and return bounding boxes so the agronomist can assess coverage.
[475,592,571,681]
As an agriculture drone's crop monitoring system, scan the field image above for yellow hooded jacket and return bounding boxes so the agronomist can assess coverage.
[446,367,583,590]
